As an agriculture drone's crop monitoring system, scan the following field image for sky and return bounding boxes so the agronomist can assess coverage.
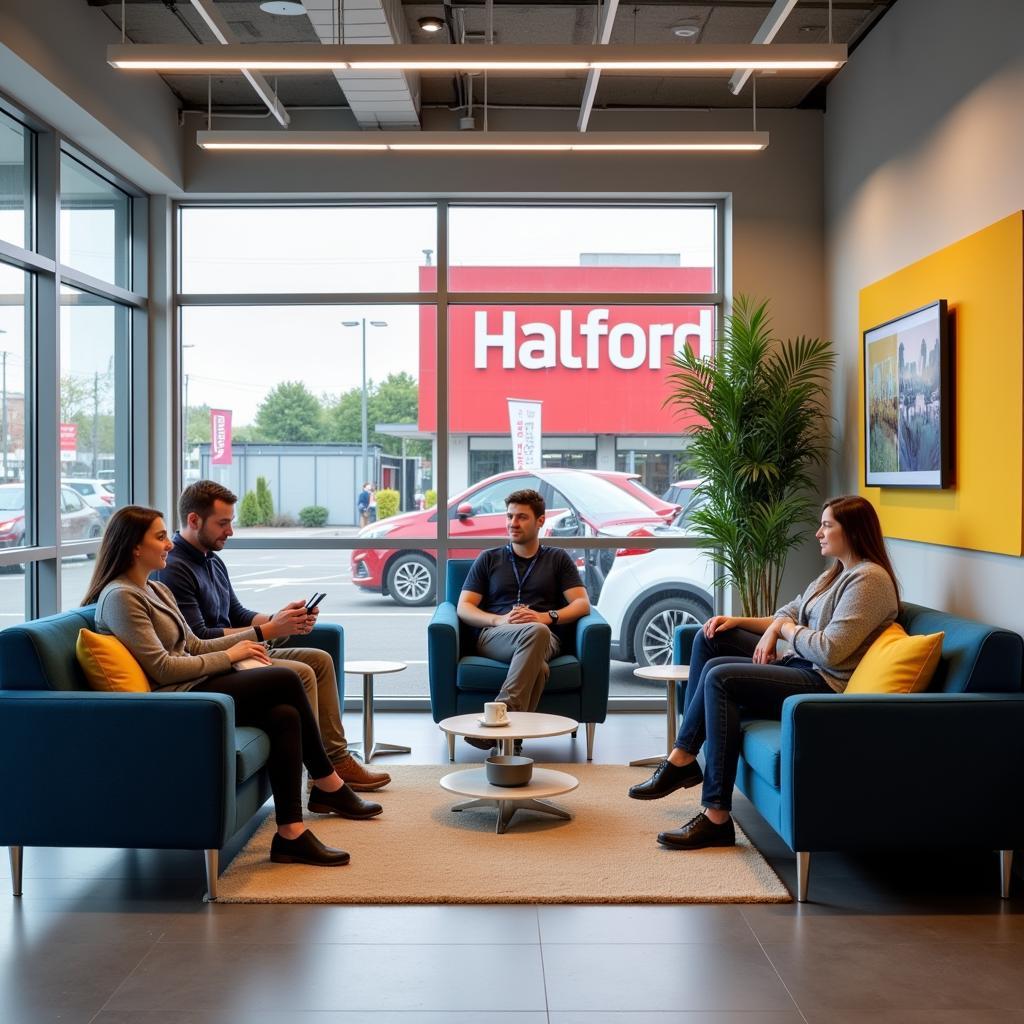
[179,205,717,425]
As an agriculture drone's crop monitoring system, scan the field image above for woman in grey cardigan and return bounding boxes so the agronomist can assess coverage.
[629,495,900,850]
[84,505,382,868]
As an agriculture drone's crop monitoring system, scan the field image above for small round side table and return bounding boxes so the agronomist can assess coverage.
[343,660,411,763]
[630,664,690,767]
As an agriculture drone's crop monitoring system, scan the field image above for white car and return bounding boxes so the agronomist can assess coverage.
[596,502,715,667]
[61,478,116,521]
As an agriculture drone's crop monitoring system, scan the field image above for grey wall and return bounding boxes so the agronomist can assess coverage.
[0,0,183,193]
[824,0,1024,628]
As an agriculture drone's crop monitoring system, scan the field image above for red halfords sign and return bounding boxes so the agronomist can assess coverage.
[418,265,714,434]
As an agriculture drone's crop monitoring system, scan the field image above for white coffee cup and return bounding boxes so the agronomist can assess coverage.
[483,701,509,725]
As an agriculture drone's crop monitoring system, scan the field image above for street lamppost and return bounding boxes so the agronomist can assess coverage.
[0,328,8,482]
[341,318,387,489]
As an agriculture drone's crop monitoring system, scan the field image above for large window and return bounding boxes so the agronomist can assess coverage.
[60,153,131,288]
[176,203,720,698]
[0,110,30,250]
[0,93,146,621]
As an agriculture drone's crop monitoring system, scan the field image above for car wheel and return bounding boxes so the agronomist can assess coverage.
[633,596,709,667]
[385,553,436,607]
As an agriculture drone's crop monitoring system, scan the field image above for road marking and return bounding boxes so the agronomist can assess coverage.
[318,612,432,618]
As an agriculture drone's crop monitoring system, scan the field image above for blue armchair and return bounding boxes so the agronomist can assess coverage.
[0,606,344,901]
[674,603,1024,901]
[428,559,611,760]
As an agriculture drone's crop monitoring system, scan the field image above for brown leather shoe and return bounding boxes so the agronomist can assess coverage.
[333,754,391,792]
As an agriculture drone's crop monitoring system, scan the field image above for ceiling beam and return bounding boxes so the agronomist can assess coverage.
[728,0,800,95]
[188,0,290,126]
[577,0,620,133]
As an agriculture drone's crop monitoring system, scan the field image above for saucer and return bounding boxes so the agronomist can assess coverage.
[477,718,510,727]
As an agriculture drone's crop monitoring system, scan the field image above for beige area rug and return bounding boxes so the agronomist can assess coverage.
[216,764,790,904]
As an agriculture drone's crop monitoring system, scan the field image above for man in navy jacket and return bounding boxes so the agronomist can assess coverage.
[156,480,390,791]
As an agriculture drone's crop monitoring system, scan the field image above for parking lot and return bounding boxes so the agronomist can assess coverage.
[0,546,660,699]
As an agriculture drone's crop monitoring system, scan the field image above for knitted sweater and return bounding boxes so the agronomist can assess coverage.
[94,577,257,691]
[774,560,898,692]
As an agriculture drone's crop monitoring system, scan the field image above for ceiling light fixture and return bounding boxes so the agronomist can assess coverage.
[417,16,445,33]
[259,1,307,14]
[195,130,770,152]
[108,42,845,74]
[671,24,701,38]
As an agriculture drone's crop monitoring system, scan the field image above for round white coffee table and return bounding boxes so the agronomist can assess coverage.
[630,664,690,766]
[440,766,579,834]
[344,660,411,763]
[439,711,579,760]
[438,712,580,832]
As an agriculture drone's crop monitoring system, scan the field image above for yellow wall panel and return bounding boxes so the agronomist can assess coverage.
[859,212,1024,555]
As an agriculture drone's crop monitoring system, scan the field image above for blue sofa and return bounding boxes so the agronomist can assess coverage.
[674,602,1024,901]
[0,606,344,901]
[428,559,611,760]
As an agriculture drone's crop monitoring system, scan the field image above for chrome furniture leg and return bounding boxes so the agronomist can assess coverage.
[204,849,219,902]
[586,721,596,761]
[349,672,411,762]
[796,851,810,903]
[1000,849,1013,899]
[9,846,22,897]
[447,732,456,762]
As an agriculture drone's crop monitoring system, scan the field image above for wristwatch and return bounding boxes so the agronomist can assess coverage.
[548,609,560,624]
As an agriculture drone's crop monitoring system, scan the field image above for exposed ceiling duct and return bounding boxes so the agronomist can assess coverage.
[302,0,421,129]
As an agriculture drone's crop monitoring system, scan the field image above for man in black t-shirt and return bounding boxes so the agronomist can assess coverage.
[458,488,590,745]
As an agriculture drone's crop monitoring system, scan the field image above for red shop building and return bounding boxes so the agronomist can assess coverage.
[393,262,715,496]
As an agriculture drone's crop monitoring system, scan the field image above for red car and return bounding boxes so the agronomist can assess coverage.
[351,468,668,606]
[592,470,681,520]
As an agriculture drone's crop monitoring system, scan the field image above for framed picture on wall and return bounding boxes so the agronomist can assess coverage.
[864,299,951,488]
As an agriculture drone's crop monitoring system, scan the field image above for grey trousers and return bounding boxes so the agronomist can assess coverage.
[476,622,560,712]
[270,646,348,763]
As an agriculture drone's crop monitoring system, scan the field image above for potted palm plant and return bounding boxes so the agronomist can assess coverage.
[666,296,835,616]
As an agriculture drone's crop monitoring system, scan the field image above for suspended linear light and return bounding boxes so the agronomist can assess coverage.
[195,130,770,152]
[108,42,845,74]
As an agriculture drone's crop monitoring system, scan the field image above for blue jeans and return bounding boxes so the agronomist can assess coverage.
[675,627,831,811]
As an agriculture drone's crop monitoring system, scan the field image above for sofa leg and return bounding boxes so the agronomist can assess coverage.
[1000,850,1013,899]
[9,846,22,898]
[796,851,810,903]
[586,722,596,761]
[447,733,456,762]
[204,849,219,902]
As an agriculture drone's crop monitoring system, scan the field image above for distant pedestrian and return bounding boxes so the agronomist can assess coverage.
[368,485,378,524]
[357,482,372,528]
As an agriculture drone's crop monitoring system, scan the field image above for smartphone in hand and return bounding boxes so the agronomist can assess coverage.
[305,592,326,611]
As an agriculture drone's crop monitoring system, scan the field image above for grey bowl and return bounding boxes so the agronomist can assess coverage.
[485,754,534,787]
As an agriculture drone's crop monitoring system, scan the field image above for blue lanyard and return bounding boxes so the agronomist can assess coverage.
[507,545,540,605]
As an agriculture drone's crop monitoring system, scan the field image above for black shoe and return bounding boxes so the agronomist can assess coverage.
[658,812,736,850]
[270,829,350,866]
[465,735,496,752]
[514,739,523,756]
[628,758,703,800]
[308,784,383,820]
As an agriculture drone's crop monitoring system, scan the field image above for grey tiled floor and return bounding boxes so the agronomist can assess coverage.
[4,712,1023,1024]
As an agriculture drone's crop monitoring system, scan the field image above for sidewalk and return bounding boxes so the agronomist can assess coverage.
[230,526,363,540]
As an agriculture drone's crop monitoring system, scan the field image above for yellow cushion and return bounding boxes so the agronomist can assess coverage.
[76,628,150,693]
[845,623,944,695]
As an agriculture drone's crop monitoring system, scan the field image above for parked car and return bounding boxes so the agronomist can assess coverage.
[351,468,667,607]
[596,500,715,667]
[62,477,116,521]
[592,470,680,520]
[661,478,702,510]
[0,484,105,570]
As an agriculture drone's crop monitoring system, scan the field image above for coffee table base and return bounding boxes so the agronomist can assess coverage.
[451,796,572,834]
[349,741,412,762]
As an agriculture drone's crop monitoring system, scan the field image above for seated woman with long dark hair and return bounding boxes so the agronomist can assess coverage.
[629,495,900,849]
[84,505,383,868]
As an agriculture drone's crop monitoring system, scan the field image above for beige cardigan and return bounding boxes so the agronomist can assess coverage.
[95,576,257,691]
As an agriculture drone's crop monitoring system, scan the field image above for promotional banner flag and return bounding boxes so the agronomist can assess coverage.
[59,423,77,451]
[210,409,233,465]
[507,398,542,470]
